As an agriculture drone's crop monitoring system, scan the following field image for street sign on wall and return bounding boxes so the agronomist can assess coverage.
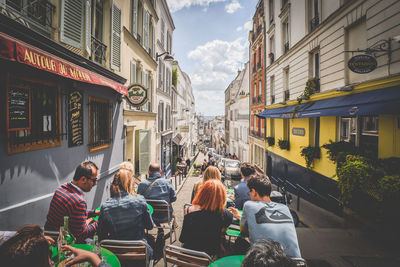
[127,83,147,106]
[347,54,377,74]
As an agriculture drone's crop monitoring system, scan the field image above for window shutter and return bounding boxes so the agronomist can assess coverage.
[166,68,169,94]
[60,0,84,48]
[85,0,91,55]
[111,2,121,71]
[130,61,137,84]
[142,71,145,87]
[131,0,138,37]
[152,24,155,60]
[138,130,151,175]
[158,59,162,89]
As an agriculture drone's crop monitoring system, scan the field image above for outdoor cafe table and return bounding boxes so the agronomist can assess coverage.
[52,244,121,267]
[226,209,242,238]
[209,255,245,267]
[93,204,153,221]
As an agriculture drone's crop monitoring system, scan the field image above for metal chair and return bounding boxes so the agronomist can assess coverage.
[100,239,153,267]
[146,199,177,244]
[163,244,213,267]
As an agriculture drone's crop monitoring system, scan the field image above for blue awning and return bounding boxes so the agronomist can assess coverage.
[257,86,400,118]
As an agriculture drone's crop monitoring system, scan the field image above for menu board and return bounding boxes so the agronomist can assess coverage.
[7,87,30,131]
[68,90,83,147]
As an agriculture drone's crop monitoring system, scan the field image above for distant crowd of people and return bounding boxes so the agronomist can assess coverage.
[0,155,302,266]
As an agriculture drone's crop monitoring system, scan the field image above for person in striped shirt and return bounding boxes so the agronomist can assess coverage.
[45,161,99,243]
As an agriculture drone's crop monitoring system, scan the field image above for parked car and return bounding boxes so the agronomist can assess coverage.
[219,159,241,180]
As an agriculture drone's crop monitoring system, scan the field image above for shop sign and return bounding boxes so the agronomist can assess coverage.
[68,90,83,147]
[127,84,147,106]
[292,128,305,136]
[7,87,30,131]
[348,55,377,74]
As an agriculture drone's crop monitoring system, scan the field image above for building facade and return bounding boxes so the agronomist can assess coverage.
[249,0,266,171]
[155,0,175,177]
[0,0,127,228]
[228,62,250,162]
[258,0,400,213]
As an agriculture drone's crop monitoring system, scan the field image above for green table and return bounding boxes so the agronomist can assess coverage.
[227,210,242,237]
[209,255,245,267]
[72,244,120,267]
[93,204,153,220]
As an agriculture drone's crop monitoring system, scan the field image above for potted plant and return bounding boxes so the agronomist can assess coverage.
[278,139,290,150]
[300,146,321,169]
[292,77,320,118]
[266,136,275,146]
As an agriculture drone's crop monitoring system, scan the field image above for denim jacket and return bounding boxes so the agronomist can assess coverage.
[97,192,154,241]
[137,172,177,223]
[234,177,251,210]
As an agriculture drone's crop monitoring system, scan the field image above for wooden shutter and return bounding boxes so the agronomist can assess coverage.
[111,2,121,71]
[85,0,91,55]
[137,130,151,175]
[131,0,138,37]
[130,61,137,84]
[152,24,155,60]
[60,0,84,48]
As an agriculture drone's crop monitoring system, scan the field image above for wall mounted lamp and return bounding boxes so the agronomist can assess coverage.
[156,52,174,61]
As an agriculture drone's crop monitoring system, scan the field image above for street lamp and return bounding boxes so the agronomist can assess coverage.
[156,52,174,61]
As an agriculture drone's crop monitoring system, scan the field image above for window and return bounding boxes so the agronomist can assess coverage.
[269,35,275,64]
[6,76,61,154]
[258,80,262,98]
[270,75,275,104]
[311,117,320,147]
[309,0,320,31]
[283,119,290,142]
[89,97,111,152]
[161,19,165,47]
[269,0,274,24]
[283,67,289,101]
[158,102,164,132]
[346,19,367,84]
[282,19,290,53]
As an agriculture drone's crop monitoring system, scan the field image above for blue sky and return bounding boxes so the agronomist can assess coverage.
[167,0,259,116]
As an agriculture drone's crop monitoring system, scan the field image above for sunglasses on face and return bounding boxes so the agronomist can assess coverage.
[86,176,98,183]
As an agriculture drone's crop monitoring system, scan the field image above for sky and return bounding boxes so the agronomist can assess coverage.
[166,0,259,116]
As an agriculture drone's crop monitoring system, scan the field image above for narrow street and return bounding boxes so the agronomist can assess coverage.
[157,152,400,267]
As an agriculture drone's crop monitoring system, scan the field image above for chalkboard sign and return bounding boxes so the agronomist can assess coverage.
[68,90,83,147]
[7,87,30,131]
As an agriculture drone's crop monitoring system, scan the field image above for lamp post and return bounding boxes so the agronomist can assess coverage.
[156,52,174,61]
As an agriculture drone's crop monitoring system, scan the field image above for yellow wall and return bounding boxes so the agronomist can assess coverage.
[266,117,337,180]
[379,114,400,158]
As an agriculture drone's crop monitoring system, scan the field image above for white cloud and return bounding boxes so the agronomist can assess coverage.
[187,38,248,115]
[225,0,242,14]
[236,21,251,32]
[167,0,226,13]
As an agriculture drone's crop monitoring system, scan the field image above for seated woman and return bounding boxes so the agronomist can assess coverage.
[97,169,154,257]
[180,179,233,258]
[191,166,221,202]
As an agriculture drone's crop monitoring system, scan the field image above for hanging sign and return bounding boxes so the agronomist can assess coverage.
[127,84,147,107]
[68,90,83,147]
[348,54,377,74]
[7,87,30,131]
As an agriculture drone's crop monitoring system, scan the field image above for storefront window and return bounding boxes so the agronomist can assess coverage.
[6,76,61,154]
[89,96,111,152]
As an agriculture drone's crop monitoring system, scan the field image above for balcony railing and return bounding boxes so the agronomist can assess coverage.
[91,36,107,64]
[284,42,289,54]
[6,0,55,33]
[268,53,274,64]
[310,14,319,32]
[257,95,262,103]
[271,95,275,104]
[281,0,289,10]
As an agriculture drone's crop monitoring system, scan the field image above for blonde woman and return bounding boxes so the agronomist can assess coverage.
[119,161,141,187]
[97,169,155,257]
[191,166,222,202]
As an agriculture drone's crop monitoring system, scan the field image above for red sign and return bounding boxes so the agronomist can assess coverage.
[0,32,127,95]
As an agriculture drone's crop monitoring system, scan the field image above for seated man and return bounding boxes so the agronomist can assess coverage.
[242,239,296,267]
[137,163,177,233]
[229,173,301,258]
[234,163,256,210]
[45,160,99,243]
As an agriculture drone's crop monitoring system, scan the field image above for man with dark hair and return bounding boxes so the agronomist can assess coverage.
[229,173,301,258]
[234,163,256,209]
[138,163,177,235]
[242,239,297,267]
[45,160,99,243]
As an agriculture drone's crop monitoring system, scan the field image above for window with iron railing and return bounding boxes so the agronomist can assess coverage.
[257,95,262,103]
[257,61,262,69]
[6,76,61,154]
[253,65,256,73]
[284,42,289,53]
[89,97,111,152]
[271,95,275,104]
[310,14,319,32]
[284,90,290,101]
[91,36,106,64]
[282,0,289,9]
[6,0,55,33]
[252,96,257,104]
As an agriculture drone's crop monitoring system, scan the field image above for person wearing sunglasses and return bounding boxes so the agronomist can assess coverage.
[45,161,100,243]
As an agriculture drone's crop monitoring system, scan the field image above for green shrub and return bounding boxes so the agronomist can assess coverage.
[266,137,275,146]
[300,146,321,169]
[377,175,400,202]
[278,139,290,150]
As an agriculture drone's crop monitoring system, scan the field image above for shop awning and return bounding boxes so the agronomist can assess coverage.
[0,32,127,95]
[257,86,400,118]
[172,133,182,145]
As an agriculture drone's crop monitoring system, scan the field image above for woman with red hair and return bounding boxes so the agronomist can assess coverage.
[179,179,233,258]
